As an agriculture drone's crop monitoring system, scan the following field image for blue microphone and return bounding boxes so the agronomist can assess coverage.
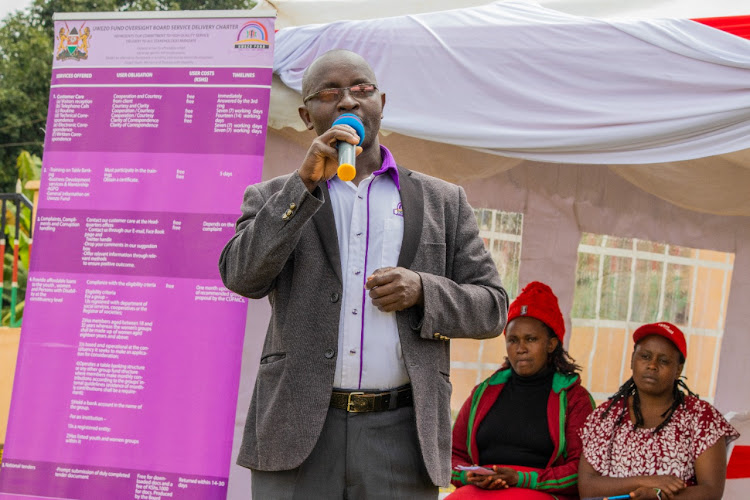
[332,113,365,182]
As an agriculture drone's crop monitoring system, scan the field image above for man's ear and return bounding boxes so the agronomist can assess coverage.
[380,92,386,118]
[299,105,314,130]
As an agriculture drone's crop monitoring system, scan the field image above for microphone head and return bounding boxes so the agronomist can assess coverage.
[332,113,365,146]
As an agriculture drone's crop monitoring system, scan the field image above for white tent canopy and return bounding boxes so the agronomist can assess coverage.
[263,0,750,30]
[275,1,749,161]
[269,0,750,215]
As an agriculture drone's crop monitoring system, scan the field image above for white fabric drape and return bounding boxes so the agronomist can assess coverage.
[264,0,750,31]
[273,0,750,165]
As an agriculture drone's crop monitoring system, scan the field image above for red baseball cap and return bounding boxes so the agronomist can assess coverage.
[632,322,687,359]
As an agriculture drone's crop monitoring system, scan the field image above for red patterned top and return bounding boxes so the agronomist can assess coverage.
[580,395,739,484]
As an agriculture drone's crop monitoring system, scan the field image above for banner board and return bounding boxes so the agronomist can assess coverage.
[0,10,274,500]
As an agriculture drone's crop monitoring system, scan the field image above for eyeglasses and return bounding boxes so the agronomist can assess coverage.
[303,83,378,104]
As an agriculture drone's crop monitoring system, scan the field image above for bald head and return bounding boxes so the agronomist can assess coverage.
[298,49,385,152]
[301,50,378,100]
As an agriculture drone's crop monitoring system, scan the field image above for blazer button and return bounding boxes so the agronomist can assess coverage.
[330,292,340,303]
[324,348,336,359]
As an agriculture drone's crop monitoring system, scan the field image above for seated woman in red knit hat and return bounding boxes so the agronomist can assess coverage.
[448,281,594,499]
[578,322,739,500]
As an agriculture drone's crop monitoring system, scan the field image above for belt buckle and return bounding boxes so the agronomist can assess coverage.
[346,392,365,412]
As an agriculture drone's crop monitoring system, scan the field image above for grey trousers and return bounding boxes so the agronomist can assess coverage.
[251,405,438,499]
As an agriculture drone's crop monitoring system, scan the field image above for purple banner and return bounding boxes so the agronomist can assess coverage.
[0,12,274,500]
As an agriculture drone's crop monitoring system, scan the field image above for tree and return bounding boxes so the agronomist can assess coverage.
[0,0,257,192]
[0,11,50,191]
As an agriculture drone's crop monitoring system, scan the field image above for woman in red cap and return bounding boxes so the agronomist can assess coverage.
[449,281,594,499]
[578,322,739,500]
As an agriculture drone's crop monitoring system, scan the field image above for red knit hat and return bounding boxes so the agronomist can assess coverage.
[633,322,687,359]
[506,281,565,342]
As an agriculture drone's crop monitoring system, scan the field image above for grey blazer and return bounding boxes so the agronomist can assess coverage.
[219,166,508,487]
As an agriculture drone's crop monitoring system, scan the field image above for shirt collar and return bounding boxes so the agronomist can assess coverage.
[327,145,401,190]
[373,145,401,190]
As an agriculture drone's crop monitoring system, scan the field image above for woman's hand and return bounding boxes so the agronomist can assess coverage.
[632,475,686,499]
[465,467,508,490]
[629,486,662,499]
[492,467,519,487]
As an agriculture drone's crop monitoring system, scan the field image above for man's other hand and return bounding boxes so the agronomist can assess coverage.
[365,267,423,312]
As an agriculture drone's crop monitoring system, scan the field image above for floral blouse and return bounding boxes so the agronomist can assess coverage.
[580,395,739,484]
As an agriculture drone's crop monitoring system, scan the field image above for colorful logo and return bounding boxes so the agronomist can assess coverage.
[56,23,92,61]
[234,21,270,49]
[393,202,403,217]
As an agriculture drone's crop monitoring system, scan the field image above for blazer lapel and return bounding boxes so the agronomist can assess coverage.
[313,182,343,284]
[397,166,424,269]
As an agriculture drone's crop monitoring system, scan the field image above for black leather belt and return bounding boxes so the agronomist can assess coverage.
[330,385,413,413]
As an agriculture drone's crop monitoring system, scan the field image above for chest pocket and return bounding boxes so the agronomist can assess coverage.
[381,216,404,267]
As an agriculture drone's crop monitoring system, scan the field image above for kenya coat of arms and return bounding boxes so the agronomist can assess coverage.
[56,24,91,61]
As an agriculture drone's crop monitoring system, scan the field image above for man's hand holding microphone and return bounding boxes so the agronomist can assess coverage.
[299,113,364,191]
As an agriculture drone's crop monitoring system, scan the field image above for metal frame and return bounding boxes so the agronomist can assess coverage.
[0,193,34,328]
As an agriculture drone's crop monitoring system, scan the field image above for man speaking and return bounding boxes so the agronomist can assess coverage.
[219,50,508,499]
